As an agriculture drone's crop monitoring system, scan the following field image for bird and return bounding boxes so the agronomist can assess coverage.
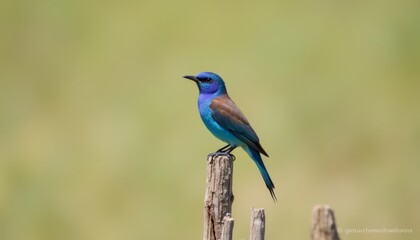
[183,72,276,201]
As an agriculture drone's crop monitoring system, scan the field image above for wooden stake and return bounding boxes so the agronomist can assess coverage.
[250,208,265,240]
[203,155,234,240]
[311,205,340,240]
[220,214,234,240]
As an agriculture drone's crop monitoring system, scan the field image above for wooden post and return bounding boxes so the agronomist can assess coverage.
[311,205,340,240]
[220,214,234,240]
[203,155,234,240]
[250,208,265,240]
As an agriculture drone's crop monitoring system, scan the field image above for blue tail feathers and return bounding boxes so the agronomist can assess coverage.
[245,147,277,201]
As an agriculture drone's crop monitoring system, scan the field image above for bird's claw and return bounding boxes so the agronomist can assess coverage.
[208,152,236,161]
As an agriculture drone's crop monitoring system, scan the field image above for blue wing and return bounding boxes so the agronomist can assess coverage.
[210,95,269,157]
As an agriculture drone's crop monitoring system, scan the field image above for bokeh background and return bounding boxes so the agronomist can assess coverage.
[1,0,419,239]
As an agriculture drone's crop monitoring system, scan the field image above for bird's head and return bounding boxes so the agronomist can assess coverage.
[183,72,226,94]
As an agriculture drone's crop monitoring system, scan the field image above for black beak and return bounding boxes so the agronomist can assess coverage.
[183,75,198,82]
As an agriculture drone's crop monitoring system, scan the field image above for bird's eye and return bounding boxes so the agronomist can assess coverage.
[197,76,213,83]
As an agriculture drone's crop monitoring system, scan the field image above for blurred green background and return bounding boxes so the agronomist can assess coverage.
[1,0,419,239]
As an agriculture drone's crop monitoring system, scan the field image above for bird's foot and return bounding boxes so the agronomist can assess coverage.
[208,152,236,161]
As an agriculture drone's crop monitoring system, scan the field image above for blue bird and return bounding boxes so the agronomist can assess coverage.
[184,72,276,201]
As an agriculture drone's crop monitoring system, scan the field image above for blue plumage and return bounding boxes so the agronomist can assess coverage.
[184,72,276,201]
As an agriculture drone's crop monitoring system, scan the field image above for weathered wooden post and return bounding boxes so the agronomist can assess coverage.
[250,208,266,240]
[311,205,340,240]
[203,155,234,240]
[220,214,234,240]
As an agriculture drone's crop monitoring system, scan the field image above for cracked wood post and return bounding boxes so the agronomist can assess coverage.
[311,205,340,240]
[203,155,234,240]
[250,208,265,240]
